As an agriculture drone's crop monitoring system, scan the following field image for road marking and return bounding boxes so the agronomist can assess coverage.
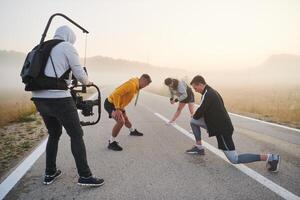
[152,111,300,200]
[0,139,47,200]
[228,112,300,133]
[0,92,100,200]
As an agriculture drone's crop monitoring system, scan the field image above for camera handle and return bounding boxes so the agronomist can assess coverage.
[71,84,101,126]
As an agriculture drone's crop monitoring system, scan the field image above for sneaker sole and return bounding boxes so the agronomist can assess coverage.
[77,182,105,187]
[186,151,205,155]
[107,147,123,151]
[43,172,62,185]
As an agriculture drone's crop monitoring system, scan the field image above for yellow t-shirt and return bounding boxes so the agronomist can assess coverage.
[108,78,139,110]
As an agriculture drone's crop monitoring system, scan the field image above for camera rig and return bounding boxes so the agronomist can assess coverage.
[70,79,101,126]
[40,13,101,126]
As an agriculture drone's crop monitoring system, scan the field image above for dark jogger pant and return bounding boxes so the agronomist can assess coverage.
[32,97,92,177]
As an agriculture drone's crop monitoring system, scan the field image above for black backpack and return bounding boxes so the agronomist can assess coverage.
[20,39,71,91]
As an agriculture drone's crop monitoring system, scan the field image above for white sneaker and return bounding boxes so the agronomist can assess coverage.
[166,121,175,126]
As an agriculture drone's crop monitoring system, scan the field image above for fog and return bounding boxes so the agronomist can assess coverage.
[2,1,300,71]
[1,51,300,95]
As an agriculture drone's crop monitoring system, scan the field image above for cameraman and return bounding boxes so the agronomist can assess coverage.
[31,26,104,186]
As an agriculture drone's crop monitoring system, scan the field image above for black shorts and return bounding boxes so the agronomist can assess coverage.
[104,98,125,118]
[216,134,235,151]
[179,87,195,103]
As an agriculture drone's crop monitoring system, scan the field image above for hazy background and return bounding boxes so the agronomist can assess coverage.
[0,0,299,127]
[1,0,300,70]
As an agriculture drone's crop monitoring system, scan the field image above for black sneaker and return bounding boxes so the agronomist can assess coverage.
[108,141,123,151]
[78,176,104,187]
[267,154,280,172]
[186,146,205,155]
[130,129,143,136]
[43,170,62,185]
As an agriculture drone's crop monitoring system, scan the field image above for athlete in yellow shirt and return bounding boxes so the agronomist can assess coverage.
[104,74,152,151]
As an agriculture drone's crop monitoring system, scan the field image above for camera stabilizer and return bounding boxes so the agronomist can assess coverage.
[70,78,101,126]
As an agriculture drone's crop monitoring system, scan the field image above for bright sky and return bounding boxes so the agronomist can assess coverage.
[1,0,300,70]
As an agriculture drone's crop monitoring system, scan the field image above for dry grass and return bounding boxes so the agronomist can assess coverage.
[217,85,300,128]
[0,90,44,177]
[0,99,36,128]
[146,84,300,129]
[0,113,47,177]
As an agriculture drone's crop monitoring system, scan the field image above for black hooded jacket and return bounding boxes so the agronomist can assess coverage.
[193,85,234,137]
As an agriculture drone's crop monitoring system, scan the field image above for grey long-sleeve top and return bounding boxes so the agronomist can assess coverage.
[168,80,188,101]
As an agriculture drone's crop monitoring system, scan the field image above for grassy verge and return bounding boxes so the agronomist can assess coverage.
[0,113,47,178]
[0,91,36,128]
[0,91,47,178]
[218,86,300,128]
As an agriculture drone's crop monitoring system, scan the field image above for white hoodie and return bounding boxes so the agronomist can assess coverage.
[32,25,89,98]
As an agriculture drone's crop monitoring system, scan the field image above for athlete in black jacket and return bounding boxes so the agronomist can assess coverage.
[187,75,280,172]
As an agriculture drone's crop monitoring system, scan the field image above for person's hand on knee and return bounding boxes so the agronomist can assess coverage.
[112,110,123,122]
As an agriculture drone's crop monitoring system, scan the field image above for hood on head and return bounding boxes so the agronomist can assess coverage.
[53,25,76,44]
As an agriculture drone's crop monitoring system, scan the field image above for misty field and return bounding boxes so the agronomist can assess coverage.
[146,85,300,129]
[0,90,36,127]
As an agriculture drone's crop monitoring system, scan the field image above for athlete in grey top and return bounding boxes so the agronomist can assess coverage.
[169,80,189,102]
[164,78,195,124]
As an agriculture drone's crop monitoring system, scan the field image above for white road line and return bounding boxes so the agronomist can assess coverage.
[0,139,48,200]
[153,112,300,200]
[0,92,100,200]
[229,112,300,133]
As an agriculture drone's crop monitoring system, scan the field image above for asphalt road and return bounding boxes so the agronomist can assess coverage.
[3,87,300,200]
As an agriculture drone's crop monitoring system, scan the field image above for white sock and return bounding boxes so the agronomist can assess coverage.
[109,136,116,143]
[129,127,134,132]
[195,144,203,150]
